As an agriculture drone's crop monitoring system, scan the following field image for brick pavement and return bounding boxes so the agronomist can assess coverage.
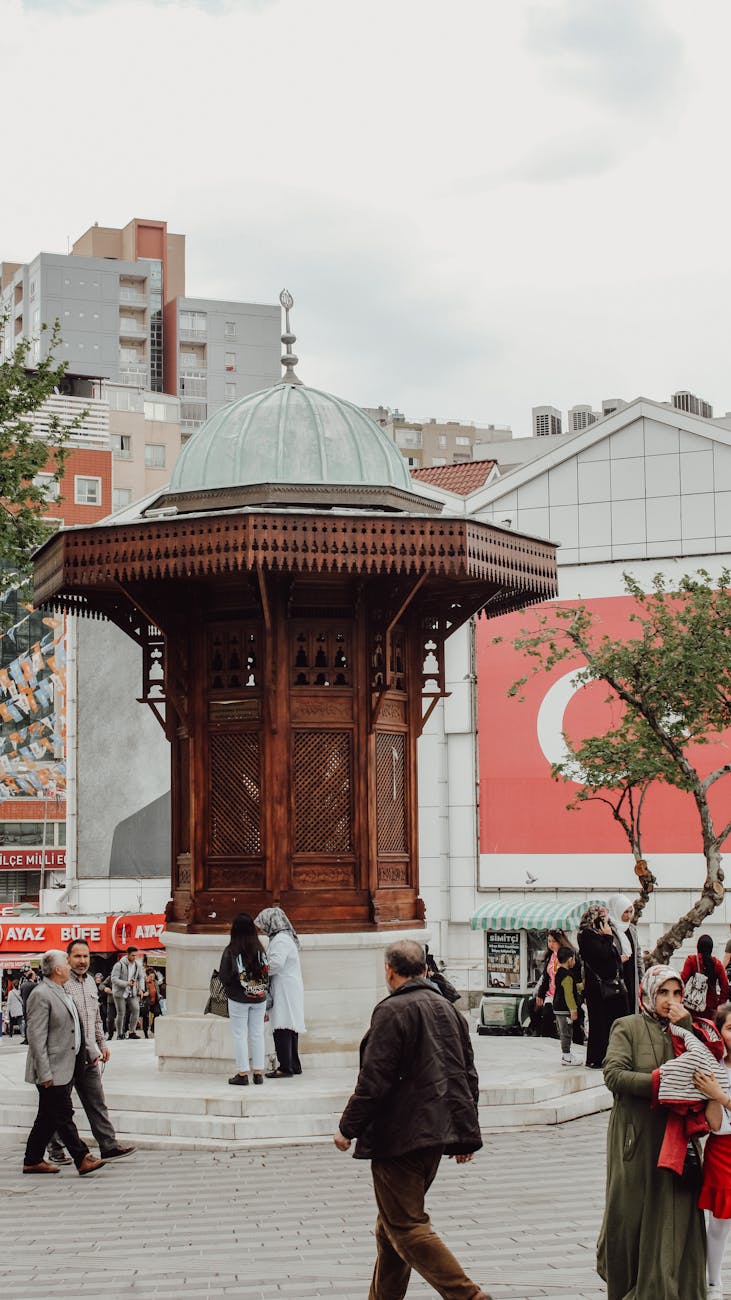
[0,1115,621,1300]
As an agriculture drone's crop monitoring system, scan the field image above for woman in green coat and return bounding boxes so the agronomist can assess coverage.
[597,964,706,1300]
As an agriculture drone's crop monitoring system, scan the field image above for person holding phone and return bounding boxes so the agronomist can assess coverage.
[577,904,629,1069]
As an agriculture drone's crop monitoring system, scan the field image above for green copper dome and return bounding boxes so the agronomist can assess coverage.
[167,382,414,497]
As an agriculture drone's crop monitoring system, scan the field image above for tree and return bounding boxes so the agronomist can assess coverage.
[551,719,665,922]
[506,570,731,962]
[0,315,85,574]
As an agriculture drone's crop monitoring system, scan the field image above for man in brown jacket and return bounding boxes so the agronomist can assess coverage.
[334,939,491,1300]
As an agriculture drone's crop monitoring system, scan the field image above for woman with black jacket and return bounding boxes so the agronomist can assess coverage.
[577,904,629,1069]
[219,912,269,1086]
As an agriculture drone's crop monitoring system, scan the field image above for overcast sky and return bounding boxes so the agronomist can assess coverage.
[5,0,731,433]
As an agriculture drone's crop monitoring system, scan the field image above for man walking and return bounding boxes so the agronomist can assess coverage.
[47,939,135,1165]
[22,949,105,1176]
[334,939,491,1300]
[111,946,145,1040]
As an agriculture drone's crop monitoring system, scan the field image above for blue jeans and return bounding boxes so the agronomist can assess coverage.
[228,1000,266,1072]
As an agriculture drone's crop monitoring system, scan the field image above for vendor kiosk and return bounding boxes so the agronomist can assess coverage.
[470,896,606,1034]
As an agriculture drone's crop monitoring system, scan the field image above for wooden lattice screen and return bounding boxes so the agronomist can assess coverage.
[293,730,353,854]
[208,732,262,855]
[376,731,407,854]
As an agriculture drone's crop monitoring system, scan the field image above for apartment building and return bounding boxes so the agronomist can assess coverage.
[532,405,563,437]
[1,216,281,436]
[365,406,511,469]
[169,297,280,435]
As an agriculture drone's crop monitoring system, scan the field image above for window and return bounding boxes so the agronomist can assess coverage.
[225,352,236,372]
[111,434,132,459]
[438,435,447,448]
[33,473,59,502]
[145,444,166,468]
[224,321,236,339]
[143,401,169,422]
[113,488,132,512]
[225,382,236,399]
[179,310,206,334]
[75,476,101,506]
[455,436,471,446]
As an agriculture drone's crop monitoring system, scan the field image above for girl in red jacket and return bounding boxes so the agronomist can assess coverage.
[694,1001,731,1298]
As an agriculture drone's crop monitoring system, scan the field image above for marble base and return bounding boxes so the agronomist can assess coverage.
[155,927,430,1073]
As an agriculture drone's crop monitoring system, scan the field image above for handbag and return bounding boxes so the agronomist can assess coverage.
[236,954,268,1004]
[204,968,229,1018]
[596,973,627,1001]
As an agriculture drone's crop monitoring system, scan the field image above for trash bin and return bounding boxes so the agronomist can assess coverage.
[477,989,531,1035]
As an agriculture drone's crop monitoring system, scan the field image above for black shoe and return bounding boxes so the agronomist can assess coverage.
[47,1149,72,1165]
[228,1073,249,1085]
[265,1068,293,1078]
[252,1073,264,1085]
[100,1145,136,1160]
[127,1033,140,1040]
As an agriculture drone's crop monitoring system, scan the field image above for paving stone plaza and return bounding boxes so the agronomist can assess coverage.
[2,1115,610,1300]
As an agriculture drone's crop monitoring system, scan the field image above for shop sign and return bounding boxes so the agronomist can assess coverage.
[0,848,66,870]
[0,912,165,954]
[486,930,521,988]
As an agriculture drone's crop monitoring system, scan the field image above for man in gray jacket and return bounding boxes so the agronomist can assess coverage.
[23,949,105,1176]
[47,939,135,1165]
[111,946,145,1039]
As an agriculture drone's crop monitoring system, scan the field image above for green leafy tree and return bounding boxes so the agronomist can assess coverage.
[552,719,670,922]
[506,570,731,962]
[0,315,85,573]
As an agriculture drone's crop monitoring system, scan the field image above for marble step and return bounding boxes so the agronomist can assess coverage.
[0,1081,611,1148]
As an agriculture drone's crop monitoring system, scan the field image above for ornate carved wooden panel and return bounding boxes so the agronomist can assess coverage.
[378,862,409,886]
[208,732,262,855]
[206,864,265,890]
[376,731,407,855]
[292,864,355,890]
[208,623,260,692]
[291,622,353,688]
[290,695,352,723]
[292,730,353,854]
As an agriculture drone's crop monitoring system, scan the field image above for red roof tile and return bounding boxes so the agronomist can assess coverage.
[411,461,496,495]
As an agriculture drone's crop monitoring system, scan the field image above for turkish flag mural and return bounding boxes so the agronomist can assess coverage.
[476,595,731,855]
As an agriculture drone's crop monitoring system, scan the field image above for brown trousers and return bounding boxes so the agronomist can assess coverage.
[368,1146,479,1300]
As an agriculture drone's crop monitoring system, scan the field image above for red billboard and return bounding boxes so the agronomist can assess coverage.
[0,912,165,955]
[477,595,731,855]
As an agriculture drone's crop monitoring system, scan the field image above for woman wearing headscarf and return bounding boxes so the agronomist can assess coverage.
[254,908,306,1078]
[597,965,706,1299]
[577,904,629,1069]
[606,893,644,1013]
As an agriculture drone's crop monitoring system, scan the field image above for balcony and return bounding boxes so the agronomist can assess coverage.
[179,326,207,341]
[118,368,149,388]
[119,319,147,339]
[179,376,207,399]
[30,394,110,445]
[119,289,147,306]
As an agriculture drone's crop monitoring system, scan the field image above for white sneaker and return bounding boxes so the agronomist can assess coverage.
[707,1284,723,1298]
[561,1053,578,1066]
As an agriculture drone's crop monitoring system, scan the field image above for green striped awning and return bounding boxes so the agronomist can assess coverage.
[470,897,606,932]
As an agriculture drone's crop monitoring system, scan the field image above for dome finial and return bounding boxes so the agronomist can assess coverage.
[280,288,302,386]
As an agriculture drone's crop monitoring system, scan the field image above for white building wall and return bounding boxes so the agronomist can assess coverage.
[419,402,731,972]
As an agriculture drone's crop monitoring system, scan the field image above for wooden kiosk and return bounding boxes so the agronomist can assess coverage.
[33,296,557,1064]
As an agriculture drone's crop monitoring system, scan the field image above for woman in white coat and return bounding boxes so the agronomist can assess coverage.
[254,908,306,1077]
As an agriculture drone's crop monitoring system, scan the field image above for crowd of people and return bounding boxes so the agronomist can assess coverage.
[11,902,731,1297]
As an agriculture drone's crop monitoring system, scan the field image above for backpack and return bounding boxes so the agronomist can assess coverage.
[683,967,709,1013]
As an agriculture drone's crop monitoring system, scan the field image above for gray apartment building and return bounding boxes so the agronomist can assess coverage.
[173,296,281,434]
[1,217,281,436]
